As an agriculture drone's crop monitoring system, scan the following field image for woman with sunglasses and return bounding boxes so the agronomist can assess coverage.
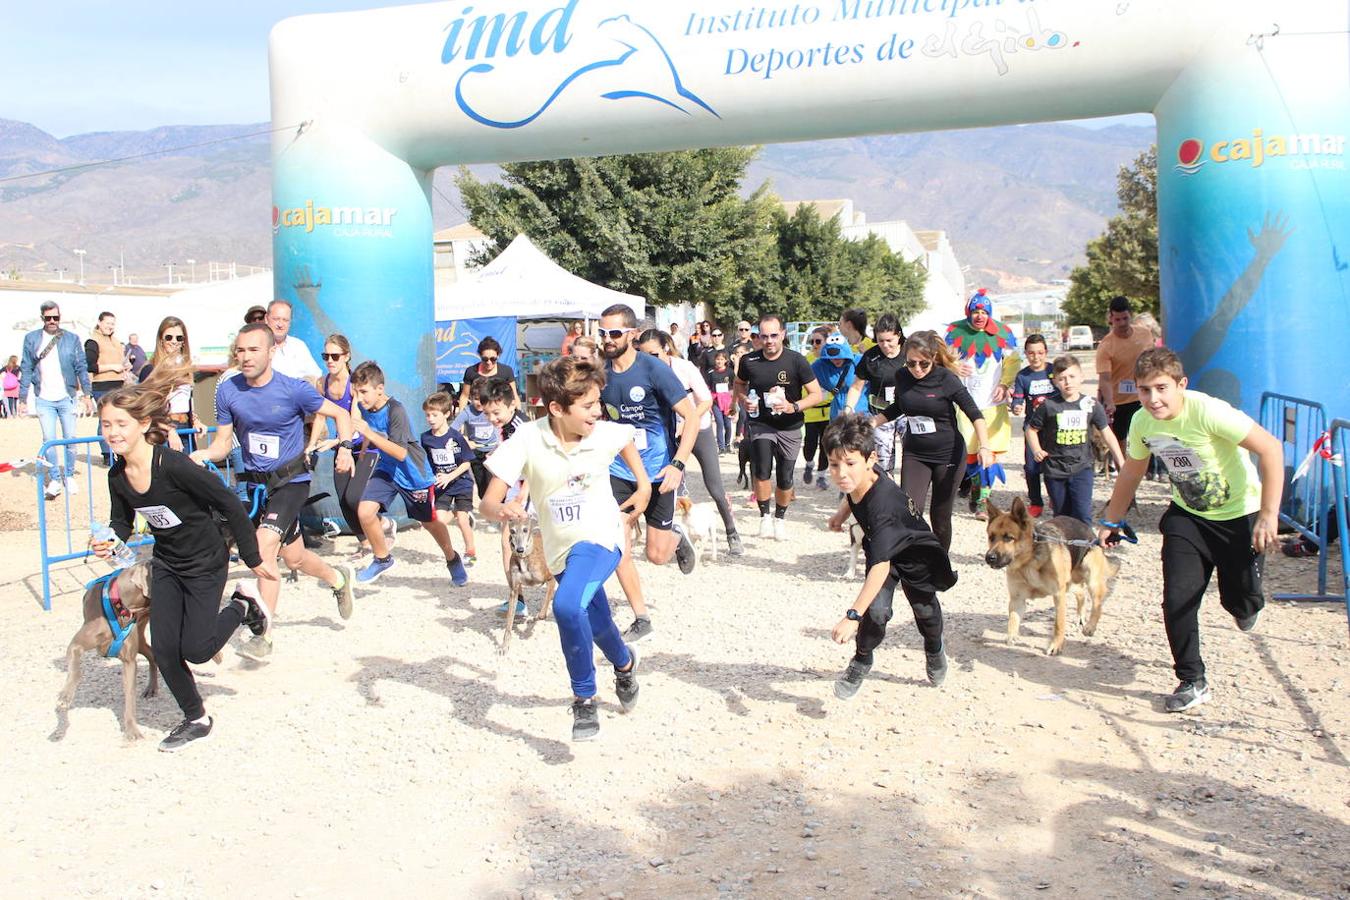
[139,317,204,453]
[846,313,907,475]
[308,335,380,561]
[873,332,992,551]
[457,337,518,410]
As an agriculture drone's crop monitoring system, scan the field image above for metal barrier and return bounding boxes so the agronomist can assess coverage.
[1327,419,1350,632]
[34,427,231,612]
[1259,392,1338,603]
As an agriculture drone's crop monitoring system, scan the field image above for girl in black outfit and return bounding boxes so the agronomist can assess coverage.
[93,383,273,752]
[875,332,993,551]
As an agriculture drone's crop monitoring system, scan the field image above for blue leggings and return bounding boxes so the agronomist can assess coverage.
[554,542,632,698]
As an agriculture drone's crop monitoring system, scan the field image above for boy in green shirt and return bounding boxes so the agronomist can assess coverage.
[1097,349,1283,712]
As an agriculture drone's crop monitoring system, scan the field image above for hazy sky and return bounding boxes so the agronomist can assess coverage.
[4,1,1155,138]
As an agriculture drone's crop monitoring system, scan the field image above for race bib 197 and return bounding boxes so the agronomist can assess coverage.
[135,505,183,530]
[548,492,585,526]
[247,432,280,460]
[907,415,936,435]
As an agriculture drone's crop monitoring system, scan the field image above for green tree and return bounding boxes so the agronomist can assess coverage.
[1063,147,1159,326]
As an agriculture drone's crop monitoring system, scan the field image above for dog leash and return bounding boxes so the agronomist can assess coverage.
[1033,520,1138,549]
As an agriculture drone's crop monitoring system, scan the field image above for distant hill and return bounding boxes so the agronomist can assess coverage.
[0,117,1153,289]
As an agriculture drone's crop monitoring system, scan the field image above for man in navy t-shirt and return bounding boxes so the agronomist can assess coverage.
[191,323,358,661]
[598,304,701,642]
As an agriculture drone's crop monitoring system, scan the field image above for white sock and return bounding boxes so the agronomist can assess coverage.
[191,714,210,725]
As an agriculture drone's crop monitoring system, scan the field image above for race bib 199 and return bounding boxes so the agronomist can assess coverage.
[1057,411,1088,431]
[907,416,936,435]
[135,504,183,530]
[247,432,280,460]
[548,492,585,526]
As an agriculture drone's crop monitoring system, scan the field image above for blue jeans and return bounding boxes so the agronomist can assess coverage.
[1044,467,1095,525]
[553,542,631,698]
[35,396,78,481]
[1023,443,1044,507]
[712,404,731,451]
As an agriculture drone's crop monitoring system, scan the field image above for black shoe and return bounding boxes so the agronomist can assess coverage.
[233,581,270,637]
[614,645,640,712]
[957,476,972,499]
[623,616,653,642]
[803,465,814,485]
[727,532,744,557]
[571,697,600,741]
[159,716,213,752]
[1164,679,1211,713]
[672,524,696,575]
[834,659,871,700]
[926,645,948,686]
[1235,608,1262,633]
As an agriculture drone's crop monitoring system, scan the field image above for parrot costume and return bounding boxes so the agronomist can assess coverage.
[946,289,1021,512]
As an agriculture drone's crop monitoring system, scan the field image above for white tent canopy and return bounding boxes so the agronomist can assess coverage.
[434,234,645,322]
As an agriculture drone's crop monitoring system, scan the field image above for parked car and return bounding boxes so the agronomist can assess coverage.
[1066,326,1095,350]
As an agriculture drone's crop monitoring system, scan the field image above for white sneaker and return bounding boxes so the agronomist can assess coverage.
[44,480,63,500]
[382,516,398,547]
[773,516,787,541]
[64,478,78,496]
[758,514,774,538]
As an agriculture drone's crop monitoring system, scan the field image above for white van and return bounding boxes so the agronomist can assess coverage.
[1066,326,1095,350]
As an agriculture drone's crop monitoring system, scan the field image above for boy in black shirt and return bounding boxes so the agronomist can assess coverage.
[1026,356,1124,524]
[824,413,958,699]
[1010,333,1055,516]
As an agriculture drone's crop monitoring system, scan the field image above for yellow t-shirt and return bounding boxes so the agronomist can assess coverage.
[1126,390,1261,521]
[1095,328,1157,405]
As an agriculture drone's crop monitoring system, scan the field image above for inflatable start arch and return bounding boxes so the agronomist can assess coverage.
[270,0,1349,418]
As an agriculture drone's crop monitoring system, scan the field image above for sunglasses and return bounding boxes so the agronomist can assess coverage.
[811,338,824,346]
[321,352,345,361]
[600,328,628,340]
[905,358,932,370]
[480,355,498,363]
[737,326,750,332]
[43,315,61,322]
[712,331,722,337]
[162,334,186,343]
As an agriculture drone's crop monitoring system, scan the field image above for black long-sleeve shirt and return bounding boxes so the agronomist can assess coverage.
[110,445,262,576]
[880,367,984,464]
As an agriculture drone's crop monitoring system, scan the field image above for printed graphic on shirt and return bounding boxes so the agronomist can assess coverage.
[1145,435,1230,511]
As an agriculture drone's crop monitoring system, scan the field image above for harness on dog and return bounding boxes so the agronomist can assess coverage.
[1033,519,1138,552]
[88,571,136,658]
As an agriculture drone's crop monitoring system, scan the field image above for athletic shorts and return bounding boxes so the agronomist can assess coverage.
[435,492,474,513]
[363,470,435,523]
[610,475,675,530]
[257,480,309,545]
[747,421,803,477]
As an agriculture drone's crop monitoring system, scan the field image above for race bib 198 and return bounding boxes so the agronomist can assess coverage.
[135,504,183,530]
[907,415,936,435]
[247,432,280,460]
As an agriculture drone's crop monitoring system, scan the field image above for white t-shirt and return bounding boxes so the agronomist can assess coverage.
[670,356,713,432]
[272,335,321,380]
[36,335,68,401]
[486,419,635,574]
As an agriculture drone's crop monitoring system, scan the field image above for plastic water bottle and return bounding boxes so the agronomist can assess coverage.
[747,389,760,418]
[92,523,139,569]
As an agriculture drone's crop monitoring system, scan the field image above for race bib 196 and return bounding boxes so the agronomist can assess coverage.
[907,415,936,435]
[135,505,183,530]
[548,492,585,526]
[428,447,455,467]
[247,432,280,460]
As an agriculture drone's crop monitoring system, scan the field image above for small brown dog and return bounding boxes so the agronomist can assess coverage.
[502,516,556,656]
[676,495,720,563]
[1090,425,1114,477]
[984,497,1118,656]
[57,561,158,740]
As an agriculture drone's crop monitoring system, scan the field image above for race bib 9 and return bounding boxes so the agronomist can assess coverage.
[135,504,183,530]
[248,432,280,460]
[548,492,585,526]
[907,416,936,435]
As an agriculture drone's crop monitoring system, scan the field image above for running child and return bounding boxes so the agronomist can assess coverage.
[823,413,957,699]
[95,383,272,751]
[1025,355,1124,524]
[1097,348,1283,713]
[1010,333,1054,516]
[348,361,469,587]
[453,385,499,500]
[421,391,477,566]
[481,356,645,741]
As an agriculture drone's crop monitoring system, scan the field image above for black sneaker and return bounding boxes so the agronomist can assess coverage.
[623,616,653,642]
[233,581,270,637]
[571,697,600,741]
[727,531,744,557]
[614,645,640,712]
[1164,679,1211,713]
[803,465,814,485]
[672,524,696,574]
[834,659,871,700]
[1235,608,1262,633]
[159,716,213,752]
[926,645,949,686]
[957,476,972,499]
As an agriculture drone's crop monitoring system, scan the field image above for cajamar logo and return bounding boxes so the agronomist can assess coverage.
[1176,129,1346,176]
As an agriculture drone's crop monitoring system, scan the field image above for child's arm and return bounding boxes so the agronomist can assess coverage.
[1240,423,1284,553]
[436,461,472,488]
[616,442,650,521]
[481,476,527,522]
[1097,455,1151,544]
[831,561,891,644]
[827,495,852,532]
[355,420,407,461]
[1025,425,1048,462]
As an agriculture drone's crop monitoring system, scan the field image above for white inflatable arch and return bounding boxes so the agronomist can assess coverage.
[270,0,1349,418]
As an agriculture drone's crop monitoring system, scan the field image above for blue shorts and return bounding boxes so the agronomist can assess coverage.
[363,470,435,523]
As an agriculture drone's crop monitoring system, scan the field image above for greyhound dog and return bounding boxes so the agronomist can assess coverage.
[502,515,556,656]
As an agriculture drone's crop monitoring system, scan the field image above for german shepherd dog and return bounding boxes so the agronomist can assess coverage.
[983,497,1119,656]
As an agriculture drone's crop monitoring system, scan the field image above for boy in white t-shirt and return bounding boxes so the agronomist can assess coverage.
[482,357,649,741]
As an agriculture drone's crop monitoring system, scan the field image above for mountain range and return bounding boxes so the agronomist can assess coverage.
[0,117,1154,289]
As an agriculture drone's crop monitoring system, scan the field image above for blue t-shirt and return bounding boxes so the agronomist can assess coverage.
[361,397,434,491]
[1013,365,1057,414]
[420,427,475,497]
[452,406,499,453]
[216,372,324,480]
[603,352,687,481]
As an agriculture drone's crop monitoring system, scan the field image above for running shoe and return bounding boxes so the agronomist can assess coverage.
[382,516,398,547]
[496,598,528,616]
[233,580,270,637]
[332,563,355,618]
[672,524,696,574]
[803,465,814,485]
[237,634,273,662]
[758,515,774,538]
[1235,608,1262,633]
[622,616,653,642]
[614,644,640,712]
[464,553,477,568]
[926,644,949,687]
[159,716,213,752]
[571,697,600,741]
[727,531,744,557]
[772,516,787,541]
[447,554,469,587]
[1027,504,1044,518]
[64,477,79,496]
[834,659,871,700]
[1164,679,1211,713]
[44,480,63,500]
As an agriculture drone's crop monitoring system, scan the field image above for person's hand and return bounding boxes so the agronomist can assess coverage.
[188,449,211,467]
[832,616,859,644]
[1011,404,1024,417]
[334,446,353,475]
[1252,511,1279,553]
[656,465,684,494]
[978,447,995,470]
[827,508,849,532]
[79,395,93,416]
[435,474,454,488]
[1032,449,1049,463]
[1096,524,1121,547]
[89,538,113,560]
[351,419,369,438]
[250,565,277,581]
[992,384,1010,405]
[498,500,529,522]
[1103,402,1116,421]
[958,360,975,379]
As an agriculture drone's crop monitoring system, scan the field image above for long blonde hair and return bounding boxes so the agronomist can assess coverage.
[904,331,960,374]
[145,316,194,390]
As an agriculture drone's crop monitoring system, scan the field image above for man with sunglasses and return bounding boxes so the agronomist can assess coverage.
[598,304,701,641]
[729,321,754,356]
[266,299,322,383]
[733,313,824,540]
[244,305,268,326]
[458,337,518,410]
[20,301,92,499]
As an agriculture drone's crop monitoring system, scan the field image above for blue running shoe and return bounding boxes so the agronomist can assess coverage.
[496,598,528,616]
[357,555,396,584]
[447,555,468,587]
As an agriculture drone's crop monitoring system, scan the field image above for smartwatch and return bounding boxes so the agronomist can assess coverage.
[670,458,686,472]
[845,609,862,622]
[337,439,354,450]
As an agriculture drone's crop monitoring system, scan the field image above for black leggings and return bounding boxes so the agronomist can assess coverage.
[334,451,376,536]
[900,445,964,551]
[150,565,243,721]
[855,576,944,663]
[802,421,828,470]
[689,426,737,534]
[471,455,491,500]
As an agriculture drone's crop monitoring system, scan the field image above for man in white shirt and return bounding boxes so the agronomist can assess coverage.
[266,299,322,383]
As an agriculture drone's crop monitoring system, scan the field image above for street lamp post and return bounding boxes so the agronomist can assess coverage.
[109,266,119,286]
[73,248,86,284]
[163,262,175,285]
[186,258,196,283]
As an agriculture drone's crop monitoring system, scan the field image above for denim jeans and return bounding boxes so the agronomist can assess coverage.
[712,403,731,451]
[1044,467,1095,524]
[35,395,78,480]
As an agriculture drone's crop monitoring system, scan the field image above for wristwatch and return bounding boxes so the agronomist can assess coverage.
[670,458,686,472]
[337,439,354,450]
[845,609,862,622]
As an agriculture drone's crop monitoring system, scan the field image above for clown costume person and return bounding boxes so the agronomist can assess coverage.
[946,290,1020,520]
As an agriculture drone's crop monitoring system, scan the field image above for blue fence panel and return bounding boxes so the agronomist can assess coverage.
[1259,392,1338,603]
[1328,419,1350,633]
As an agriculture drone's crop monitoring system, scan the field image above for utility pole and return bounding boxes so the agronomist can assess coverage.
[73,248,86,284]
[163,262,175,285]
[186,258,196,283]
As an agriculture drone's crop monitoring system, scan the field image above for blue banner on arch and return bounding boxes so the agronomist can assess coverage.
[435,316,518,383]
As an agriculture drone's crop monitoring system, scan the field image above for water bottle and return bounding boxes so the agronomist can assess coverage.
[746,389,760,418]
[92,523,139,569]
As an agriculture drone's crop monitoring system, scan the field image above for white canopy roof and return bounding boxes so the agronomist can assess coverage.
[435,234,645,321]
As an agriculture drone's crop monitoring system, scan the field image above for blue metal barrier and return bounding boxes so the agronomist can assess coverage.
[35,427,232,611]
[1327,419,1350,633]
[1259,392,1337,603]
